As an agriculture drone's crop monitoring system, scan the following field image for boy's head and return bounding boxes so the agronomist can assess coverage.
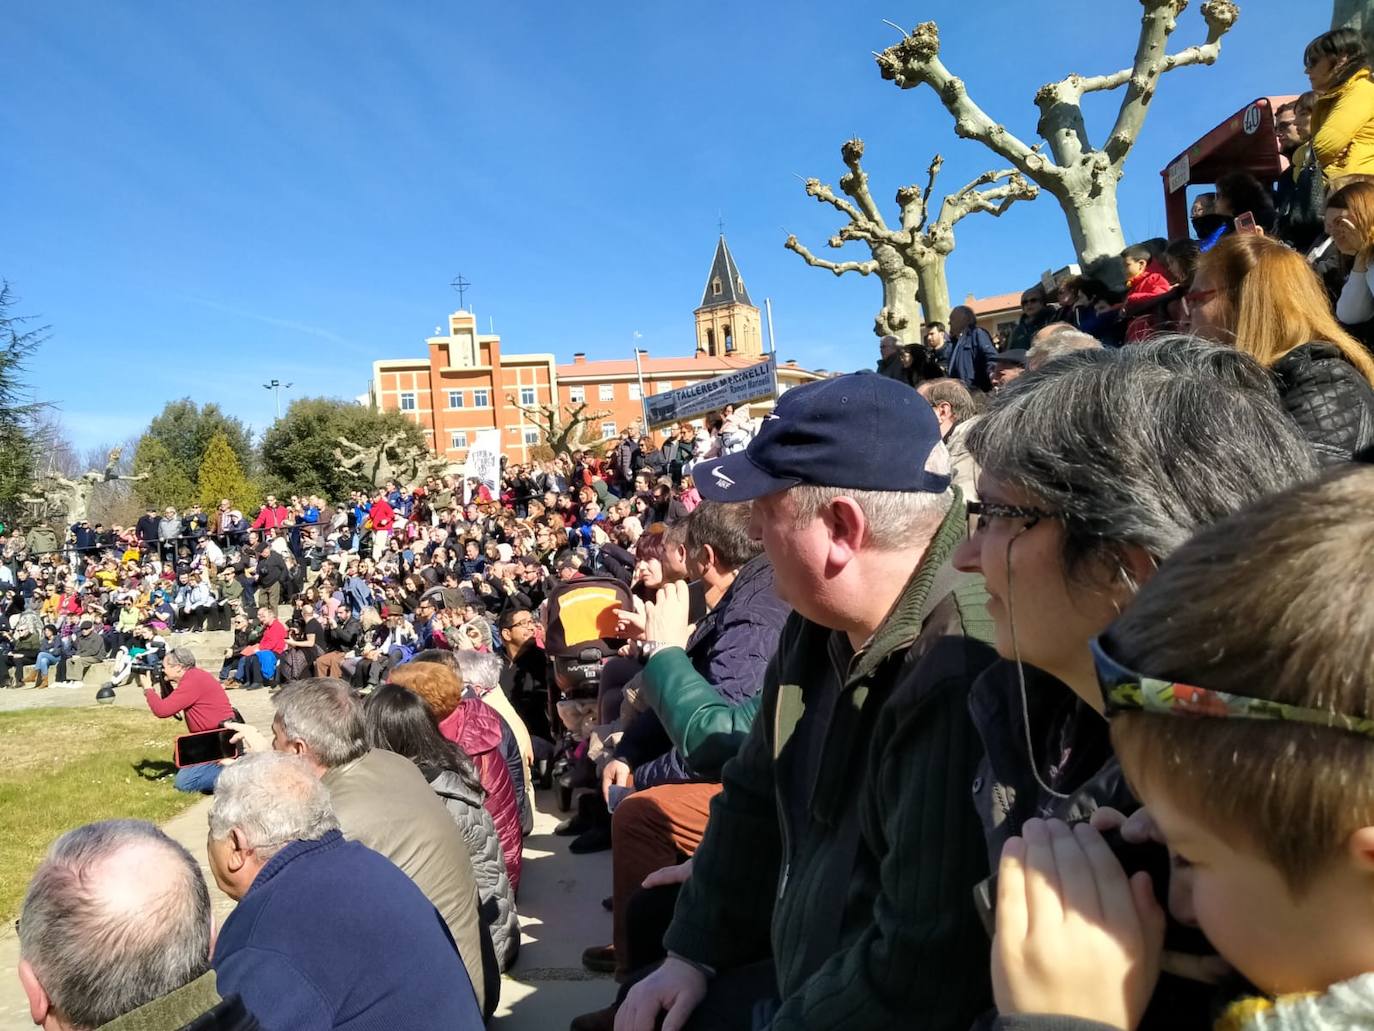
[1121,244,1153,280]
[1102,466,1374,995]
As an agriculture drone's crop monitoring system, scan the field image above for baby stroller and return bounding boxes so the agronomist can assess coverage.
[542,575,634,811]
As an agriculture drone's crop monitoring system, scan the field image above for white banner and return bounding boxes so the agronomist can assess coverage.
[645,356,777,430]
[462,428,502,502]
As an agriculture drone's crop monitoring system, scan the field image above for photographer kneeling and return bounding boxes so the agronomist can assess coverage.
[143,647,236,794]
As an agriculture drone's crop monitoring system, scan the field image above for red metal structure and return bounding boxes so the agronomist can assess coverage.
[1160,95,1300,237]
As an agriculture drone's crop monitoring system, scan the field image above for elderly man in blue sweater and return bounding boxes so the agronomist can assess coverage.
[208,752,483,1031]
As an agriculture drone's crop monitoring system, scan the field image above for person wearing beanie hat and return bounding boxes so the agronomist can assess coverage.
[615,372,1000,1031]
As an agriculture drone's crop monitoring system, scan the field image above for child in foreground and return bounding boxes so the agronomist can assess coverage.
[992,466,1374,1031]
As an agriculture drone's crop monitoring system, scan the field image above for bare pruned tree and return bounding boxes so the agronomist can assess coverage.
[875,1,1240,274]
[786,138,1037,335]
[507,398,612,461]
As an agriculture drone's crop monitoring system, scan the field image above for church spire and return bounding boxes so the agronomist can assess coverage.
[699,234,755,310]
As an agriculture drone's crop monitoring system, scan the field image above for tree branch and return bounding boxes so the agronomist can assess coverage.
[802,177,866,225]
[875,24,1065,189]
[1099,0,1239,166]
[784,236,878,277]
[937,170,1040,228]
[838,139,891,228]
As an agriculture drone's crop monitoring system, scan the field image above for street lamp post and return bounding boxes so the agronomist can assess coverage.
[262,379,294,420]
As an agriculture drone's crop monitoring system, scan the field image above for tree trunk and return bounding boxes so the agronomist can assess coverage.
[1058,184,1127,281]
[913,257,952,328]
[1334,0,1374,66]
[876,258,924,343]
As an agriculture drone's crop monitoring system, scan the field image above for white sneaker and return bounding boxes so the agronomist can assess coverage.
[57,680,85,689]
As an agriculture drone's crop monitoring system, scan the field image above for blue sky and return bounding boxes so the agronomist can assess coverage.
[1,1,1325,449]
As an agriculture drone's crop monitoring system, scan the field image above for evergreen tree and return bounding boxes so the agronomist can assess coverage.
[0,282,49,522]
[261,397,428,498]
[141,399,255,487]
[133,436,195,511]
[197,431,256,511]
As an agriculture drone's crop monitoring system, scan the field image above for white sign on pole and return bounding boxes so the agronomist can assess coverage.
[462,429,502,503]
[1166,154,1190,194]
[645,357,778,430]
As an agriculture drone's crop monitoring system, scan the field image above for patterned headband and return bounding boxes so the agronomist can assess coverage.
[1091,637,1374,741]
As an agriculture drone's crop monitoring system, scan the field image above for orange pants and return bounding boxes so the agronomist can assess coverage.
[611,782,722,976]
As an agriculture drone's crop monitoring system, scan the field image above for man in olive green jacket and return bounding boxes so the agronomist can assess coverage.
[618,373,1000,1031]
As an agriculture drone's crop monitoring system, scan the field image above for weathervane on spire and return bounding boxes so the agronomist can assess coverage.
[451,274,471,310]
[717,213,726,235]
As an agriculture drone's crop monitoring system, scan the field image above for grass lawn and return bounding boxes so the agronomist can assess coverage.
[0,706,202,920]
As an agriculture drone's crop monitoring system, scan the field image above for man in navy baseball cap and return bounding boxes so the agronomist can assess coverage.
[694,371,951,502]
[617,370,997,1031]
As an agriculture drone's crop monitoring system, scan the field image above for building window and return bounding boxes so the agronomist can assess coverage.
[520,386,536,406]
[399,391,417,411]
[450,430,468,449]
[523,428,540,445]
[473,388,490,407]
[447,389,464,409]
[712,277,722,296]
[629,382,641,401]
[601,421,616,440]
[599,383,615,402]
[569,386,585,404]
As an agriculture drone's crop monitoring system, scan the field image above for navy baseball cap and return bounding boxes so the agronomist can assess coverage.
[695,371,950,502]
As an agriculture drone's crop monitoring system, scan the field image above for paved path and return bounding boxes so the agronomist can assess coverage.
[0,633,616,1029]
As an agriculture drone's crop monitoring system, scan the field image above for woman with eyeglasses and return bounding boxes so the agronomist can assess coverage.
[1305,27,1374,182]
[953,339,1317,858]
[1186,232,1374,462]
[950,342,1318,1025]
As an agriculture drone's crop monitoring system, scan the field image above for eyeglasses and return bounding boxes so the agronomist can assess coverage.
[1091,636,1374,740]
[1184,288,1217,306]
[966,500,1062,532]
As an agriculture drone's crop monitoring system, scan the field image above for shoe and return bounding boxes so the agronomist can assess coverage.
[555,792,601,836]
[569,824,612,854]
[569,1005,619,1031]
[96,684,116,704]
[32,673,46,690]
[57,680,84,689]
[581,944,617,974]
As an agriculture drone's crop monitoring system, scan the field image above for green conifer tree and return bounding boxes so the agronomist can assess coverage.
[197,431,255,511]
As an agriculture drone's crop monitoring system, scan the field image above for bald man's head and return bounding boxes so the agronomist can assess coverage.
[18,820,212,1029]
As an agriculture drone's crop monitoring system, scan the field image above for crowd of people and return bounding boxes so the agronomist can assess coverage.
[15,24,1374,1031]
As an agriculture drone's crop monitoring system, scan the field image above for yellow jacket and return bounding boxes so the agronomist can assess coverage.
[1312,67,1374,180]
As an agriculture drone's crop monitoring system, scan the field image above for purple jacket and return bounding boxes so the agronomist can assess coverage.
[618,554,789,787]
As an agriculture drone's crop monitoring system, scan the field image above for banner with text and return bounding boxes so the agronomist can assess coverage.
[462,429,502,502]
[645,356,777,430]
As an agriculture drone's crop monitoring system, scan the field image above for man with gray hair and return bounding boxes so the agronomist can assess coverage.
[875,334,906,381]
[209,753,482,1030]
[252,678,492,1018]
[918,378,984,505]
[1026,322,1103,371]
[17,819,258,1030]
[943,305,1000,392]
[141,646,236,794]
[617,373,1000,1031]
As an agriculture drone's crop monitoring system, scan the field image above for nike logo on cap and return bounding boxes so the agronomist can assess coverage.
[712,466,735,490]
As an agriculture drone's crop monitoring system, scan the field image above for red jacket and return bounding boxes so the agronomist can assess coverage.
[369,498,395,531]
[252,505,289,530]
[1123,259,1174,344]
[438,698,523,892]
[256,620,287,655]
[144,667,234,734]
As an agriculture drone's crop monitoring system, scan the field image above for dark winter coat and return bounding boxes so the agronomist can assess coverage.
[942,326,1000,392]
[254,551,288,591]
[438,699,523,892]
[968,660,1220,1031]
[663,497,1001,1030]
[427,768,520,970]
[1271,342,1374,465]
[618,553,790,789]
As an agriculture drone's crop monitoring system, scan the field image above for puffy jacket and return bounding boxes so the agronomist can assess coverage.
[1122,259,1174,343]
[426,768,520,970]
[617,554,790,788]
[438,699,523,892]
[1271,342,1374,465]
[1312,67,1374,180]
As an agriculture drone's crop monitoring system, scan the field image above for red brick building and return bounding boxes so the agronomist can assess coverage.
[371,236,823,464]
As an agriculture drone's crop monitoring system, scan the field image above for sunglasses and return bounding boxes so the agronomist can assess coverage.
[1092,636,1374,740]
